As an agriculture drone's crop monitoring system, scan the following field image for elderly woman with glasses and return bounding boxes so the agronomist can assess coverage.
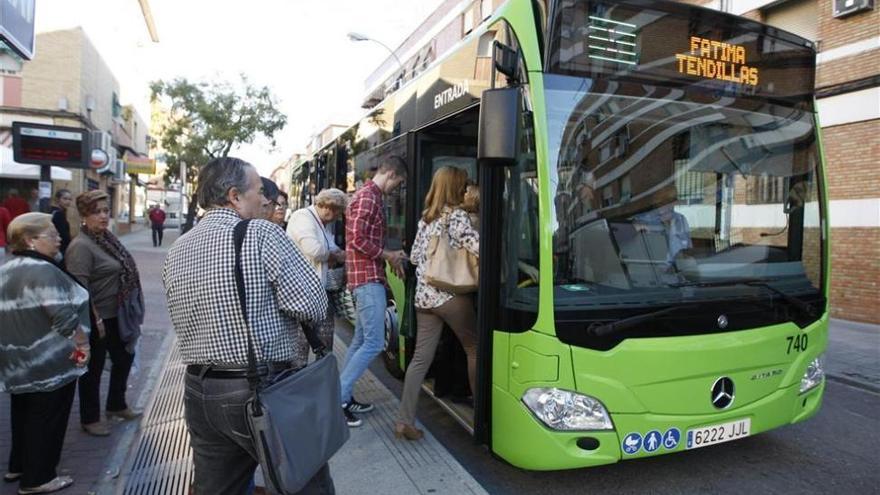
[0,213,91,493]
[66,190,144,437]
[286,188,348,367]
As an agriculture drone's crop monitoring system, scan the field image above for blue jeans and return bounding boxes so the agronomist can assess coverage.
[339,283,386,403]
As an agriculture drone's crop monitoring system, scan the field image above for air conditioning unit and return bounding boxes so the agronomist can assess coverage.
[833,0,874,17]
[90,130,112,153]
[113,158,126,182]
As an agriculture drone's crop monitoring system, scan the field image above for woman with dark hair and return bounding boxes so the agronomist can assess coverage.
[50,189,73,257]
[271,191,289,228]
[66,190,144,436]
[0,213,91,493]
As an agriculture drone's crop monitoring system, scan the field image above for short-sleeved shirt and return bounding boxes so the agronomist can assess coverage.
[345,181,386,289]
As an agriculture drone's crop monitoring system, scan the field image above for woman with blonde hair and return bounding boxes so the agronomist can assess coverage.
[395,166,479,440]
[0,213,91,493]
[286,188,348,368]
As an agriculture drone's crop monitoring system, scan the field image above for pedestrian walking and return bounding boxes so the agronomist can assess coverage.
[1,188,30,219]
[0,213,91,494]
[395,166,479,440]
[148,204,166,247]
[67,190,145,437]
[162,157,332,494]
[50,189,73,257]
[0,205,11,265]
[340,155,408,427]
[27,188,39,213]
[286,188,348,367]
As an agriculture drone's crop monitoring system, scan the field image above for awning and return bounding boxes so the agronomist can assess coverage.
[123,151,156,175]
[0,146,73,181]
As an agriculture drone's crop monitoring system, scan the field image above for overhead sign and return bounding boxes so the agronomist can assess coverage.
[12,122,90,169]
[123,151,156,175]
[0,0,35,60]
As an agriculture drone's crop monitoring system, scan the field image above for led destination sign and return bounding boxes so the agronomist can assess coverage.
[675,36,759,86]
[548,0,816,105]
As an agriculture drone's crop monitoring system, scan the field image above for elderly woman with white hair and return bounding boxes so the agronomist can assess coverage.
[0,213,91,493]
[286,188,349,367]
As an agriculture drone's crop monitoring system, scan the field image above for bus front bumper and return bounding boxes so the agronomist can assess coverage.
[491,379,825,471]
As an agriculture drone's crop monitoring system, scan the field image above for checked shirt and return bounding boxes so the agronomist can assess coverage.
[162,208,327,365]
[345,180,387,290]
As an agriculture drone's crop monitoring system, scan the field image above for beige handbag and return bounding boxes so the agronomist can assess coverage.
[424,217,479,294]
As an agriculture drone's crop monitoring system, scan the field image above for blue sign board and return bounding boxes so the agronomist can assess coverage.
[0,0,35,60]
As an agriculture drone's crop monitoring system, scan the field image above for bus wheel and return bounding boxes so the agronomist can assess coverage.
[383,304,405,379]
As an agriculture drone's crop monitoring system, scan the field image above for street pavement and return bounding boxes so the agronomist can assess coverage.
[1,224,878,494]
[826,318,880,393]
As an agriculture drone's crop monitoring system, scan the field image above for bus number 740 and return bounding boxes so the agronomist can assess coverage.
[786,334,808,354]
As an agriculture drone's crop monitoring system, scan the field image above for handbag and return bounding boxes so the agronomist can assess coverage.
[233,220,349,494]
[307,208,346,292]
[423,214,479,294]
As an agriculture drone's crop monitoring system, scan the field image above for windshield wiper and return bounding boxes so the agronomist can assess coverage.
[587,306,681,338]
[669,278,816,319]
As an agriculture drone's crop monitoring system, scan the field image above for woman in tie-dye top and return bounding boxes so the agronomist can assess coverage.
[0,213,90,493]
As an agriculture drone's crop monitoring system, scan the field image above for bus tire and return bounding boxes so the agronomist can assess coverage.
[383,304,405,379]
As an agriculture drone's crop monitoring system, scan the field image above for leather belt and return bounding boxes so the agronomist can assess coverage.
[186,362,294,379]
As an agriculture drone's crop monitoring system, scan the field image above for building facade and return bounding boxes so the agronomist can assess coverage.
[0,28,150,235]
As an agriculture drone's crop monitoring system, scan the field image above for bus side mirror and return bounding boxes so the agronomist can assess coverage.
[478,88,520,167]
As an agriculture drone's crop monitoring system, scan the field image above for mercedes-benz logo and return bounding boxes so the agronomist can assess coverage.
[717,314,729,329]
[711,377,735,409]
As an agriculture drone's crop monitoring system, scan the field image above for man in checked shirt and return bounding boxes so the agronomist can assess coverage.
[162,157,332,494]
[340,156,408,427]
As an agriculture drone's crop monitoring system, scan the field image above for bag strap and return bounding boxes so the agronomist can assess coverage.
[233,220,262,392]
[233,221,327,387]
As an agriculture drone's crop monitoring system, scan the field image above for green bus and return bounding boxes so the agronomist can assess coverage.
[292,0,828,470]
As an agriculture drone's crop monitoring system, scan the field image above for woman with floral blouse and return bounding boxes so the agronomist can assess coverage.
[395,166,479,440]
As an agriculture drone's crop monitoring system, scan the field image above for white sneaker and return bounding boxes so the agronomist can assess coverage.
[18,475,73,494]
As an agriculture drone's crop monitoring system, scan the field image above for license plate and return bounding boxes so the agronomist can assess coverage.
[686,418,750,450]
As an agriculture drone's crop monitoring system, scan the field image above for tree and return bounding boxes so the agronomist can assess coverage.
[150,75,287,231]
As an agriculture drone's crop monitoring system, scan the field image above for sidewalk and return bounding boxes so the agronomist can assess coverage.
[826,318,880,393]
[108,227,485,494]
[0,226,179,495]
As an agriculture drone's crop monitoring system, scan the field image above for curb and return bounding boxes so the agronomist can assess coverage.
[826,374,880,395]
[93,327,177,495]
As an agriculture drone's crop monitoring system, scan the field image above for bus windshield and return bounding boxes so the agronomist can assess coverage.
[546,74,824,315]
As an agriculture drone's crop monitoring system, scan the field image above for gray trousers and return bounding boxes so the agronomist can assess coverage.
[397,295,478,426]
[183,373,334,494]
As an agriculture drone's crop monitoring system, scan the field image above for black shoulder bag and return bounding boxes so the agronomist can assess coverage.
[234,220,349,494]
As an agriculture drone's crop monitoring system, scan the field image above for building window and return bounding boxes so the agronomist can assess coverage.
[112,92,122,119]
[620,174,632,201]
[602,185,614,207]
[674,159,705,205]
[481,0,493,19]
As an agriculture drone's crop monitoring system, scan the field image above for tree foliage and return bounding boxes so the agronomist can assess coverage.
[150,75,287,186]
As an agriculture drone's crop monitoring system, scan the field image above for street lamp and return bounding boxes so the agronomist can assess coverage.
[347,31,405,85]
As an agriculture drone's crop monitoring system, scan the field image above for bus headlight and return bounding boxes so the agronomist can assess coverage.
[799,355,825,394]
[522,388,613,431]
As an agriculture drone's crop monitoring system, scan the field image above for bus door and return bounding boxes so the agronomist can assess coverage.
[403,107,481,431]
